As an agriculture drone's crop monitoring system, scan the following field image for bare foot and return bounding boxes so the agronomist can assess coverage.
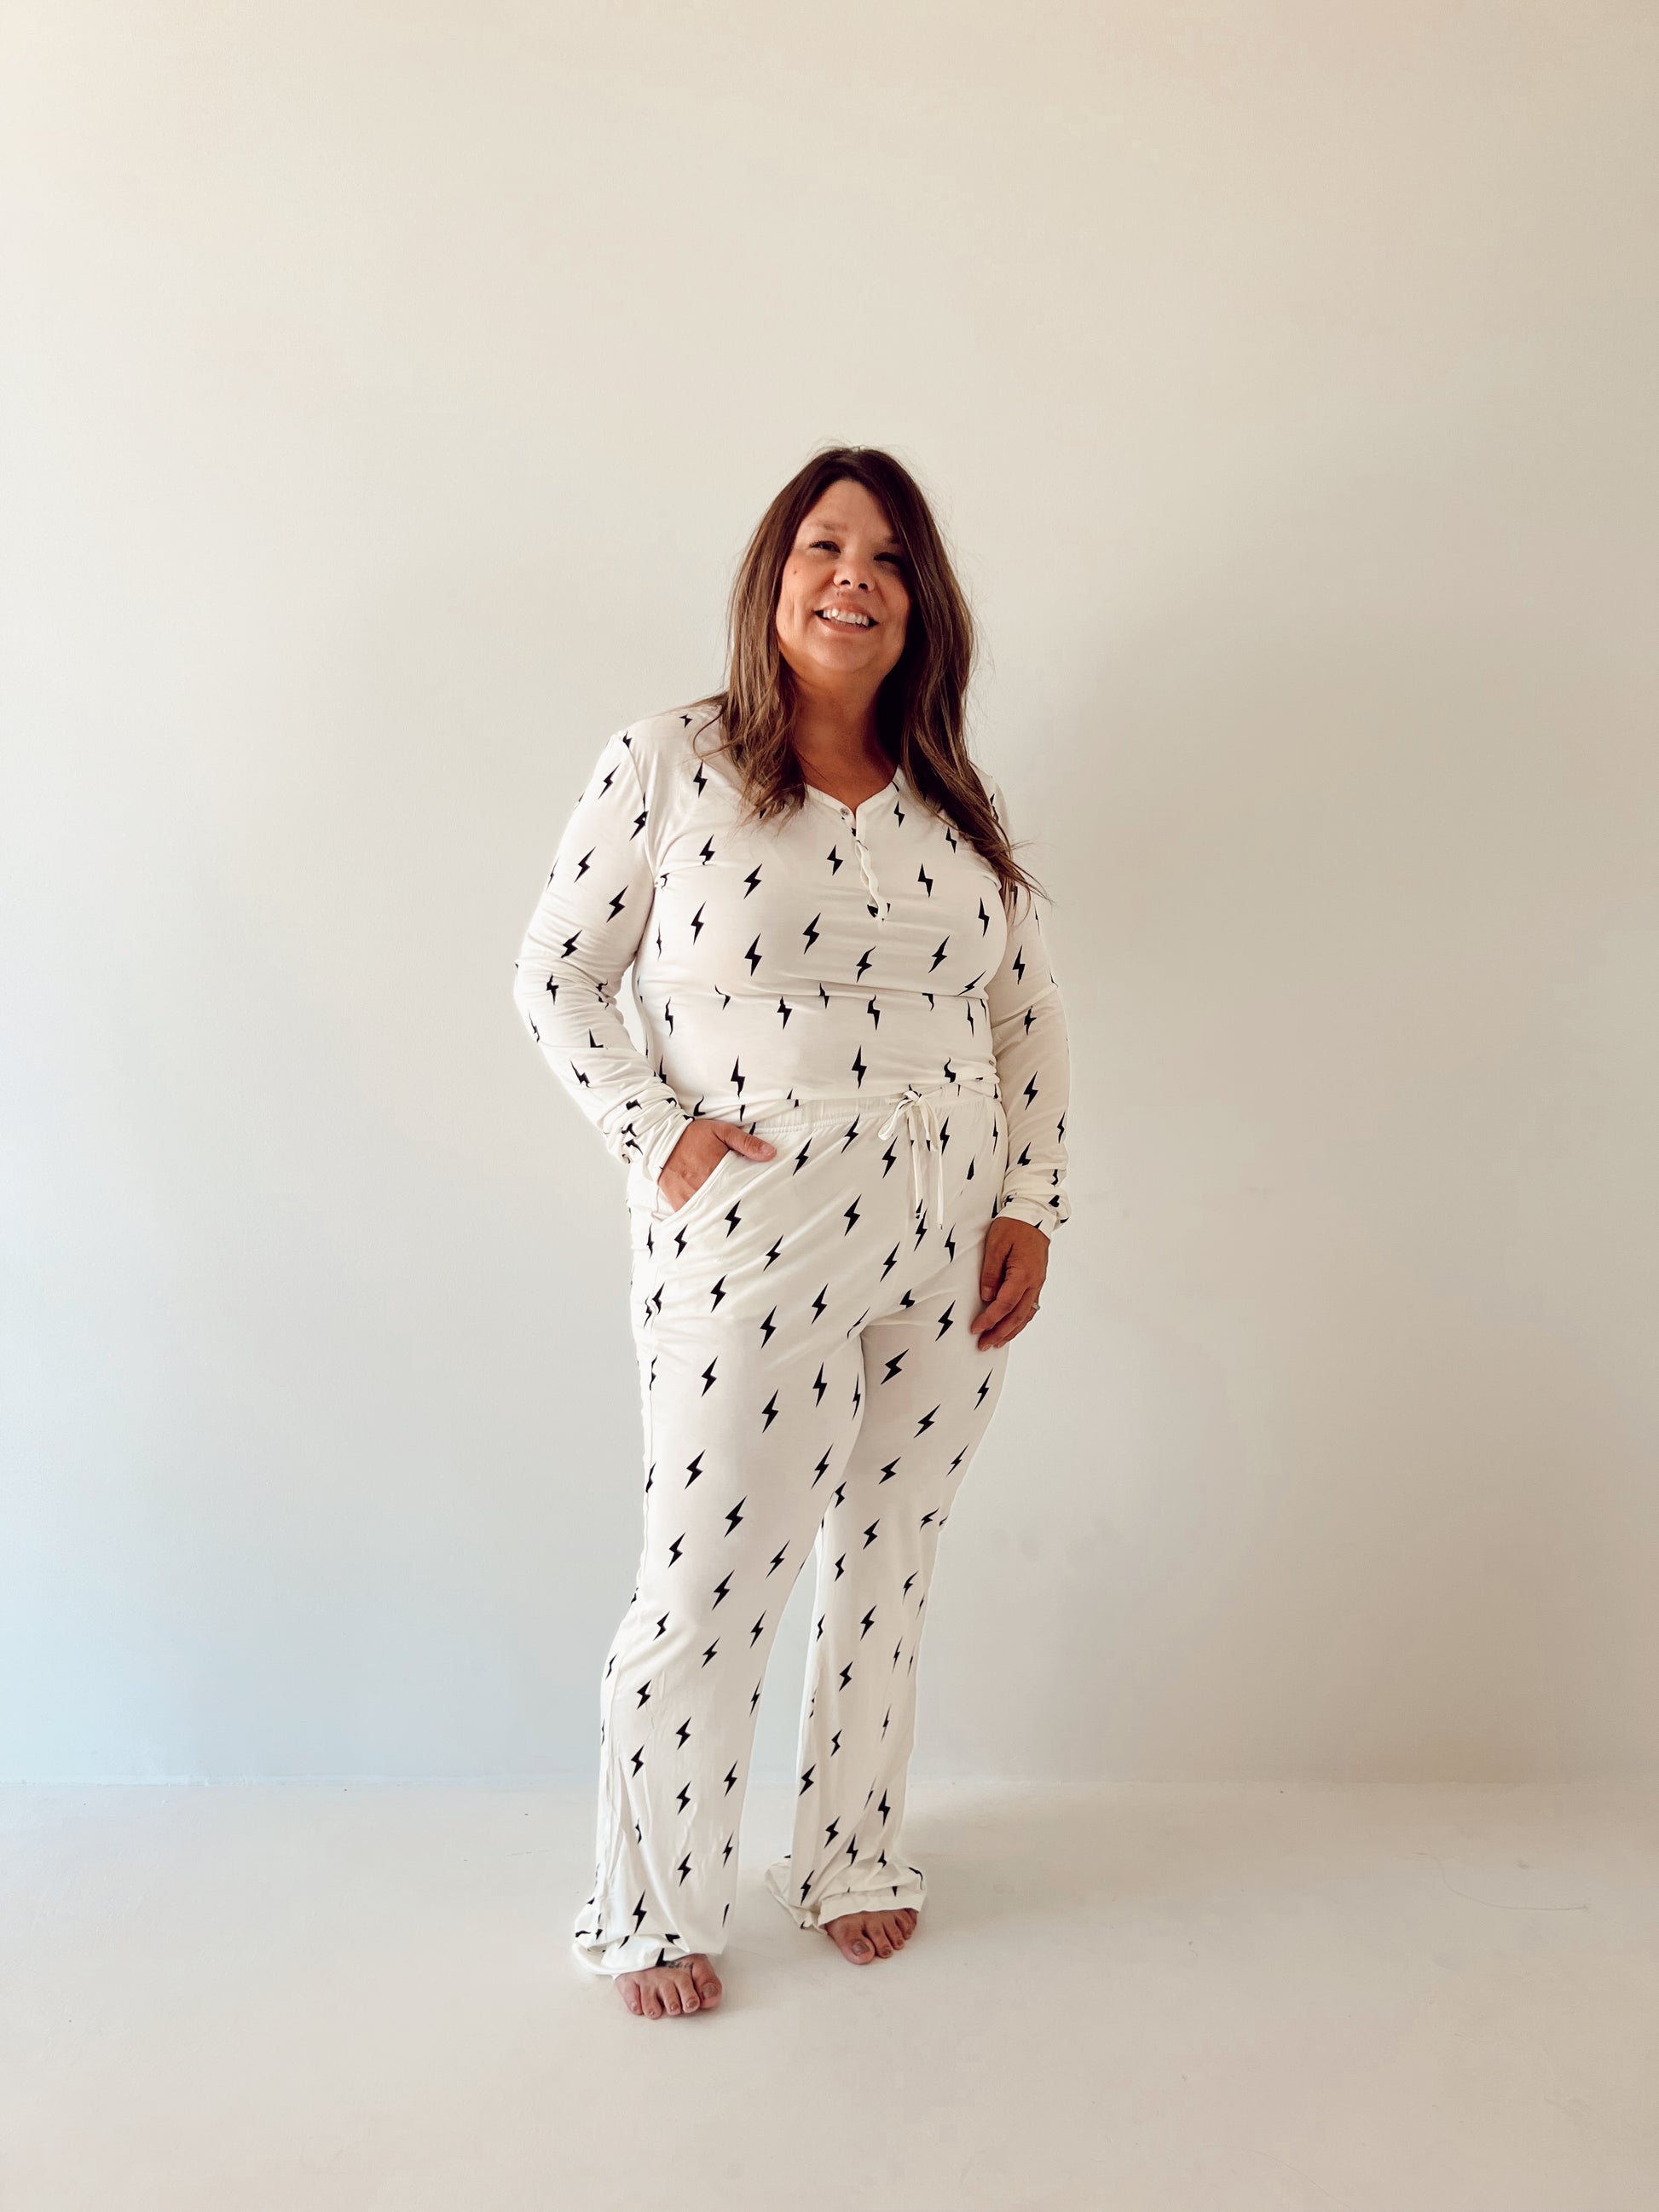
[823,1906,919,1964]
[616,1953,723,2019]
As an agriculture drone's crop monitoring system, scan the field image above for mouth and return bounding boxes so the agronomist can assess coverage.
[815,606,876,631]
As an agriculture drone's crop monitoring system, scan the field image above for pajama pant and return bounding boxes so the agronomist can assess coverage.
[571,1077,1014,1975]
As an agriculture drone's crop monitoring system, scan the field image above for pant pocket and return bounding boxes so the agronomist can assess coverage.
[648,1142,742,1225]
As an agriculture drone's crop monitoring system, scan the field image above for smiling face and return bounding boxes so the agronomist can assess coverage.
[774,478,911,700]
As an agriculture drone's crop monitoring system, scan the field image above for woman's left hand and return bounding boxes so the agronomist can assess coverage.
[973,1218,1050,1349]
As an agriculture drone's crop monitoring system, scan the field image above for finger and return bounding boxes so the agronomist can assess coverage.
[977,1273,1038,1337]
[718,1122,777,1162]
[979,1290,1039,1349]
[976,1257,1035,1325]
[974,1279,1026,1341]
[979,1238,1010,1308]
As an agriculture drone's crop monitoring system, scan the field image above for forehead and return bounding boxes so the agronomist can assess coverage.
[798,488,900,546]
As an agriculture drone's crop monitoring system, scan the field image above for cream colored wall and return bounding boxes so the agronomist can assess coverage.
[3,0,1655,1780]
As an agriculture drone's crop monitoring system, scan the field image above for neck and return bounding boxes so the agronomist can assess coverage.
[788,678,891,783]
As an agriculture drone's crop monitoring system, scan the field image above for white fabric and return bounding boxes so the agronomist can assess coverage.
[510,703,1074,1974]
[574,1082,1014,1973]
[511,704,1072,1235]
[875,1081,950,1229]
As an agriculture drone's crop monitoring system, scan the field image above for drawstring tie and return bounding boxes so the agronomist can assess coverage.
[875,1082,947,1226]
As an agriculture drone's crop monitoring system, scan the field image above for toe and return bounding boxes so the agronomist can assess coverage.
[619,1977,642,2014]
[641,1983,663,2019]
[827,1914,873,1961]
[690,1956,722,2008]
[673,1968,699,2013]
[843,1917,875,1962]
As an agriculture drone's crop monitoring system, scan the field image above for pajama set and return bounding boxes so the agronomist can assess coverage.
[511,703,1072,1976]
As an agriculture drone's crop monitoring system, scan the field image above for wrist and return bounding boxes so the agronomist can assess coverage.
[996,1198,1054,1237]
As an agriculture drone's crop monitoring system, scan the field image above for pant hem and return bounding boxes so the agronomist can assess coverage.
[571,1934,715,1978]
[763,1861,926,1931]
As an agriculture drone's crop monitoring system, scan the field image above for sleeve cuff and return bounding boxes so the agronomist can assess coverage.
[635,1101,695,1182]
[602,1094,694,1181]
[996,1196,1058,1237]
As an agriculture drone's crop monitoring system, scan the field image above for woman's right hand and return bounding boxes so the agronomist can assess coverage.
[656,1120,777,1212]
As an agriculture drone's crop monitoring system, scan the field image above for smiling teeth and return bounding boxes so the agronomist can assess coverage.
[819,609,874,627]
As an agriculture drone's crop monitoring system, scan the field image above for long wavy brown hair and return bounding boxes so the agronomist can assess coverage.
[683,444,1048,917]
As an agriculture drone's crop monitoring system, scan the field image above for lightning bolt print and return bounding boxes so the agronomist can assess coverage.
[519,718,1068,1972]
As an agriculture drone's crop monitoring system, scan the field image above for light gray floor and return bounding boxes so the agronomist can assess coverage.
[4,1779,1656,2210]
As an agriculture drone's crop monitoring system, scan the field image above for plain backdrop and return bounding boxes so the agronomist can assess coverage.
[3,0,1656,1784]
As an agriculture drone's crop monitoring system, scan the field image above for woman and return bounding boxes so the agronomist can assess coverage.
[512,445,1071,2019]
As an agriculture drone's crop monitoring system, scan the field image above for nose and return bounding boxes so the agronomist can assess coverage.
[831,546,879,590]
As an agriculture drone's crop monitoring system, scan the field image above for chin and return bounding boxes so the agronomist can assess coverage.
[806,643,880,673]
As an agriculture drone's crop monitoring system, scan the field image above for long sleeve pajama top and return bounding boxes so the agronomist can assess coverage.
[511,705,1072,1238]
